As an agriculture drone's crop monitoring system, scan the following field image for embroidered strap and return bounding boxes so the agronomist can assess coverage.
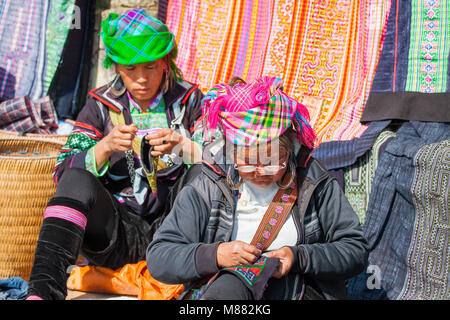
[250,173,298,251]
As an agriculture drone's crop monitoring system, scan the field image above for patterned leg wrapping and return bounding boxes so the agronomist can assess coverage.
[27,197,88,300]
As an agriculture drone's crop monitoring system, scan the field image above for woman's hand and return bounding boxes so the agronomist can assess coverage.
[264,247,294,278]
[146,128,183,157]
[216,241,262,268]
[94,123,138,168]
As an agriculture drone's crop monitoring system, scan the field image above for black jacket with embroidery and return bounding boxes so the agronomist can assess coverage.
[54,75,204,218]
[147,140,369,299]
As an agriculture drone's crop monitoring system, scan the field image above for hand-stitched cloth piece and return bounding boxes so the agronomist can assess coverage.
[191,256,279,300]
[44,0,77,94]
[352,121,450,300]
[398,139,450,300]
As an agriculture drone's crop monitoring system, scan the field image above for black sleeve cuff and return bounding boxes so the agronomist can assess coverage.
[288,245,309,273]
[194,242,222,277]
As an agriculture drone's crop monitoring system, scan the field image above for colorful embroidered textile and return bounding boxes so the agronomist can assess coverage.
[54,121,102,180]
[0,0,78,101]
[202,76,315,147]
[0,95,58,133]
[191,256,279,300]
[399,140,450,300]
[0,0,49,100]
[344,128,397,225]
[101,8,176,68]
[165,0,391,144]
[127,91,169,132]
[362,0,450,122]
[349,121,450,300]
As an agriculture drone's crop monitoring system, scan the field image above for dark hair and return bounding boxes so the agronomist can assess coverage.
[228,76,246,87]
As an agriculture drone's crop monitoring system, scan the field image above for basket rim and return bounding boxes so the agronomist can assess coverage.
[0,136,64,160]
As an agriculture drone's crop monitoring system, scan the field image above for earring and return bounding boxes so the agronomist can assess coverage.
[227,166,243,190]
[276,160,296,189]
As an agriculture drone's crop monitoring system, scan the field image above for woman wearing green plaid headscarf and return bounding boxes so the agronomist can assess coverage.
[26,9,206,300]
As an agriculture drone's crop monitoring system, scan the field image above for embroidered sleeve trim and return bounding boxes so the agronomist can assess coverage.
[85,146,109,177]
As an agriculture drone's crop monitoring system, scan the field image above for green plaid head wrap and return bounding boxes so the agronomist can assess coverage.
[100,8,176,68]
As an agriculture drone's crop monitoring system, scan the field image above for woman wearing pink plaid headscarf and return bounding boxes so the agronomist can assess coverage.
[147,76,368,300]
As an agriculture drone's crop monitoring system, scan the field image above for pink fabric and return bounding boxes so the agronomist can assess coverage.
[202,76,316,147]
[44,205,87,230]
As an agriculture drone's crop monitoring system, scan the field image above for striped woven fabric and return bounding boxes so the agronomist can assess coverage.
[164,0,391,144]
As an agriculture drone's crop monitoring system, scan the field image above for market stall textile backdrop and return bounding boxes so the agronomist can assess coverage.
[159,0,392,145]
[0,0,76,102]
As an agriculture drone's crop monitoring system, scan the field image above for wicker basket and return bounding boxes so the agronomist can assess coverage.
[0,137,64,281]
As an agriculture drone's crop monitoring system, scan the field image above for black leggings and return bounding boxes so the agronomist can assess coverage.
[54,168,117,252]
[56,168,155,268]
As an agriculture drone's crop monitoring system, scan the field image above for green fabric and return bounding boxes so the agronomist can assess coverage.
[344,129,397,225]
[85,146,109,177]
[129,94,169,131]
[44,0,76,93]
[100,8,176,68]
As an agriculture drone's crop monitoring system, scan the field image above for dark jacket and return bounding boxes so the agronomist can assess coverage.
[147,140,369,299]
[54,75,204,218]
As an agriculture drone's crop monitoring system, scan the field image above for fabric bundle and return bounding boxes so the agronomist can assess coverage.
[161,0,391,144]
[0,96,58,134]
[201,76,316,147]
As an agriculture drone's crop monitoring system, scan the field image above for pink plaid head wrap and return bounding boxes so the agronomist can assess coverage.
[202,76,316,148]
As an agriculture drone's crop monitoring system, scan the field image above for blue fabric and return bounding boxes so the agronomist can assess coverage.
[371,0,411,92]
[0,277,28,300]
[312,120,391,170]
[346,268,387,300]
[348,121,450,300]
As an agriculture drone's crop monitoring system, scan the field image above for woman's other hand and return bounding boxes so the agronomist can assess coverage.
[264,247,294,278]
[216,241,262,268]
[146,128,183,157]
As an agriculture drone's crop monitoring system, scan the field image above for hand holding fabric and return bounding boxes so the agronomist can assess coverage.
[95,123,138,168]
[264,246,294,278]
[146,128,183,157]
[216,240,262,268]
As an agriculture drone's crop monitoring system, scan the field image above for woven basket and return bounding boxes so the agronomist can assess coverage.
[0,137,64,281]
[0,129,69,145]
